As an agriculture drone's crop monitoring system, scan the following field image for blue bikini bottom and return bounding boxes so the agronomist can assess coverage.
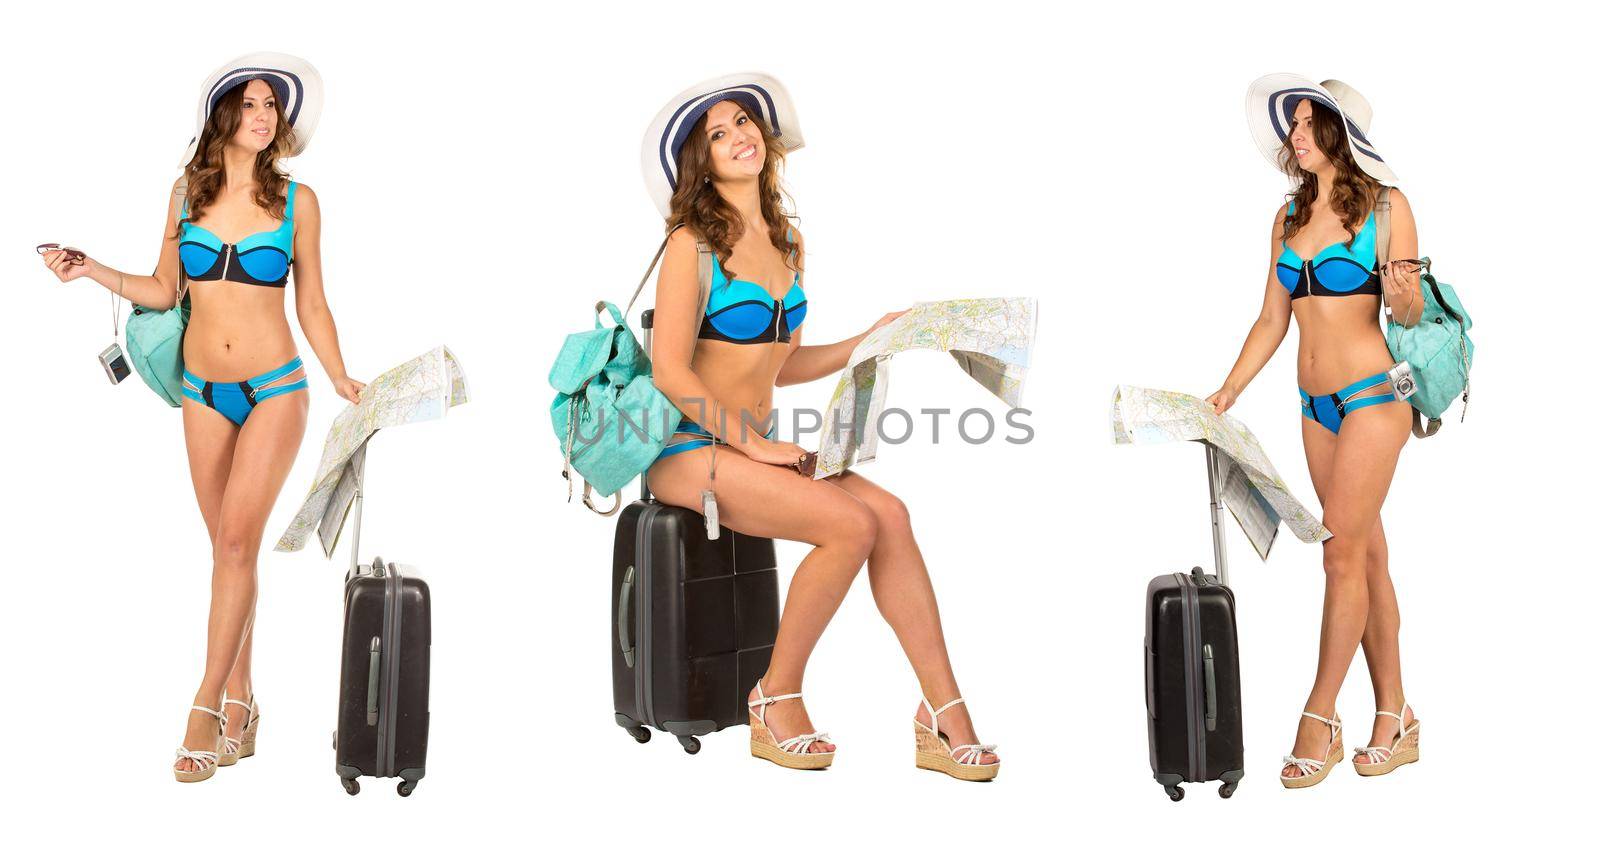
[653,419,775,463]
[182,356,307,426]
[1299,371,1396,436]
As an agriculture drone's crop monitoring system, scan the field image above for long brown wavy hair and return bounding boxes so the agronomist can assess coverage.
[1279,99,1380,243]
[665,105,799,276]
[174,82,294,234]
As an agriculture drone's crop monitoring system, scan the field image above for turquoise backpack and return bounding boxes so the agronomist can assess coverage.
[125,178,192,407]
[1376,188,1474,438]
[549,230,714,514]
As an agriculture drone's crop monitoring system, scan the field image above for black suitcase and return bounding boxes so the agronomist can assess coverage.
[611,488,780,754]
[333,445,431,796]
[1145,444,1244,801]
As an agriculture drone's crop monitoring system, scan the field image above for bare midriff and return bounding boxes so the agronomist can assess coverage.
[1292,295,1393,394]
[181,284,298,381]
[673,337,796,448]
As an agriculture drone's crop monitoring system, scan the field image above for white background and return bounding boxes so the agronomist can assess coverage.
[2,1,1591,838]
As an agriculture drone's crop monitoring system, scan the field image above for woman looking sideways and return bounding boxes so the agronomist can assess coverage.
[1209,76,1424,788]
[640,74,999,781]
[38,54,363,783]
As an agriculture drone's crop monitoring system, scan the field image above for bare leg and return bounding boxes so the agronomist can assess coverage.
[647,446,877,753]
[174,399,238,772]
[1355,518,1413,759]
[827,471,996,763]
[176,393,307,766]
[1283,401,1409,775]
[223,619,257,749]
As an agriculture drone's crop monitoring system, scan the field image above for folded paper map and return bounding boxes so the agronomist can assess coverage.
[1111,385,1331,559]
[815,297,1036,479]
[275,345,470,556]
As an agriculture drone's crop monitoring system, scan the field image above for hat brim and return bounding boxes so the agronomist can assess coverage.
[1246,73,1396,185]
[640,72,803,219]
[179,52,323,168]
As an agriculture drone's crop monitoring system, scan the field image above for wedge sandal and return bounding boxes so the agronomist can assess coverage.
[174,705,227,784]
[914,697,999,782]
[1353,702,1420,776]
[747,680,833,770]
[1281,710,1343,789]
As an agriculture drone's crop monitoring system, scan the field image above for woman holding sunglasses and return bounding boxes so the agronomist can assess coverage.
[38,53,362,783]
[639,74,999,781]
[1208,77,1426,788]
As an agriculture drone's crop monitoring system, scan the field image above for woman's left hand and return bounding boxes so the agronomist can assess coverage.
[333,376,366,404]
[1380,261,1422,321]
[868,309,910,334]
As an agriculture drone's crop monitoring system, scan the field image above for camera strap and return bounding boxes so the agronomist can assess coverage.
[110,272,124,344]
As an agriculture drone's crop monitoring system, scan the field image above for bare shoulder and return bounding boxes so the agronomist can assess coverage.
[666,224,699,246]
[1271,202,1290,238]
[789,223,805,275]
[292,180,319,207]
[1383,187,1413,214]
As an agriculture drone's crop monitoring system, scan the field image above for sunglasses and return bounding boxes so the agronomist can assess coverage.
[37,243,87,265]
[1387,257,1431,273]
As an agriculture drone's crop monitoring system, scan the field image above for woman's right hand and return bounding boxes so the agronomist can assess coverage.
[1204,385,1239,415]
[40,249,95,284]
[743,436,811,469]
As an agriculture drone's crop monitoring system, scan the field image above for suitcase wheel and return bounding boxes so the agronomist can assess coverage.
[397,780,417,797]
[627,725,651,744]
[1218,782,1236,799]
[342,778,360,796]
[1164,784,1184,802]
[677,735,701,755]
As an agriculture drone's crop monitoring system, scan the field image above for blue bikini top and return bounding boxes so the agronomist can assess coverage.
[179,181,297,288]
[1275,200,1380,300]
[697,241,808,345]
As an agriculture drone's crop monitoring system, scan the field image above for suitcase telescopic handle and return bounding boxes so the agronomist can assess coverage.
[366,636,381,726]
[618,566,636,668]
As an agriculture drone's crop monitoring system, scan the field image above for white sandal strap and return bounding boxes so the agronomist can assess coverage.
[223,697,255,714]
[1354,745,1393,763]
[949,743,998,765]
[1281,754,1325,778]
[775,732,831,755]
[175,746,220,769]
[747,680,805,726]
[191,705,226,724]
[922,696,967,737]
[1300,710,1339,727]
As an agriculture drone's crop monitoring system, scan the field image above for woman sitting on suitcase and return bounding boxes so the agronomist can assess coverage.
[1208,77,1424,788]
[640,74,999,781]
[38,54,364,783]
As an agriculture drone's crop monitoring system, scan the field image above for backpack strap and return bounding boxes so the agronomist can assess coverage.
[173,175,190,309]
[620,224,712,339]
[1374,186,1392,269]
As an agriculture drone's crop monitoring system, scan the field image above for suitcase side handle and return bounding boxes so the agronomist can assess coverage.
[1202,643,1218,732]
[618,566,636,668]
[366,636,381,726]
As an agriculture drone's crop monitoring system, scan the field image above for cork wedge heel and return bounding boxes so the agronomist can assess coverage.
[747,681,834,771]
[1353,702,1420,776]
[1281,710,1343,789]
[913,697,999,782]
[174,705,227,784]
[219,696,259,766]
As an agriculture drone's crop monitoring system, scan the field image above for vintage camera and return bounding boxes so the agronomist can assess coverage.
[99,343,131,385]
[1387,360,1417,400]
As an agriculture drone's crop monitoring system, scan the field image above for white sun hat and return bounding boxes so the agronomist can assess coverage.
[1246,74,1396,185]
[178,52,323,168]
[640,72,803,219]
